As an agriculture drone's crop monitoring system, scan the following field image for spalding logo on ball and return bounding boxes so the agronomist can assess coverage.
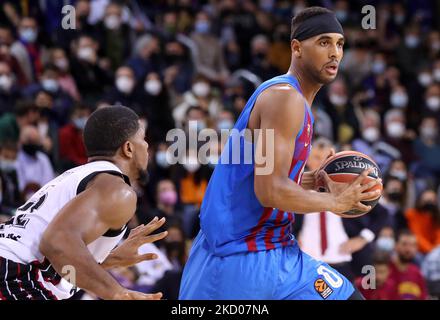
[316,151,383,218]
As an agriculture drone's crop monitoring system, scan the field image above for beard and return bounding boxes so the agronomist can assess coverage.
[398,253,415,264]
[137,167,149,186]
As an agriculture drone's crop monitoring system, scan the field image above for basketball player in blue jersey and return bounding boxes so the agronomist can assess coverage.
[180,7,382,300]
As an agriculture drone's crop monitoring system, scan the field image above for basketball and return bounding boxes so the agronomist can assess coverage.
[317,151,383,217]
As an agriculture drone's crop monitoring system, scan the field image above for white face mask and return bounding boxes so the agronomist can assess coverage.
[421,126,438,140]
[77,47,95,62]
[41,78,59,93]
[329,94,347,106]
[155,151,170,169]
[20,28,37,43]
[0,75,13,91]
[389,170,407,181]
[183,157,200,173]
[0,159,16,172]
[431,42,440,52]
[405,35,419,48]
[188,120,206,133]
[217,119,234,131]
[372,60,385,74]
[433,69,440,82]
[418,73,433,87]
[386,122,405,138]
[362,127,380,142]
[426,97,440,111]
[192,82,210,98]
[376,237,395,252]
[390,92,408,108]
[116,76,135,94]
[145,79,162,96]
[104,15,121,30]
[54,58,69,71]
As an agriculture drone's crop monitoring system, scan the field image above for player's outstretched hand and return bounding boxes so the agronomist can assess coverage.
[319,168,381,214]
[101,217,168,269]
[112,289,163,300]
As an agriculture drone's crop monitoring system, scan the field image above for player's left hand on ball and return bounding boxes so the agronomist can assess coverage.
[302,148,335,190]
[102,217,168,268]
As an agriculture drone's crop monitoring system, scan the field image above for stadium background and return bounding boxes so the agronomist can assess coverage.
[0,0,439,300]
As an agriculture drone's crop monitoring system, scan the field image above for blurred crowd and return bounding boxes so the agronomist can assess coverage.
[0,0,439,300]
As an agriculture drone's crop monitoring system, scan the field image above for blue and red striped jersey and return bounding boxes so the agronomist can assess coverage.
[200,74,314,256]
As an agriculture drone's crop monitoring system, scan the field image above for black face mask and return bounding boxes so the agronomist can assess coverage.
[165,54,184,64]
[254,52,266,61]
[22,143,41,156]
[388,192,403,202]
[421,203,438,214]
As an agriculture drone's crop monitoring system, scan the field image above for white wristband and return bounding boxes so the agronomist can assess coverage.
[360,228,375,243]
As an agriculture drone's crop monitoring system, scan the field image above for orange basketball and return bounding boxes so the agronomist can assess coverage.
[316,151,383,217]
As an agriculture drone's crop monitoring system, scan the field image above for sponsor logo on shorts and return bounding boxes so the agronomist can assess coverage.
[314,278,333,299]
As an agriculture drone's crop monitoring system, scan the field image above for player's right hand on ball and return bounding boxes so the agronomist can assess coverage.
[112,289,163,300]
[320,168,382,214]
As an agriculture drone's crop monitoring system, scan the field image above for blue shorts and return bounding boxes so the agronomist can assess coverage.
[179,231,355,300]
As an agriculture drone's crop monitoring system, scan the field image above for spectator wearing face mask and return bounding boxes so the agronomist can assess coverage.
[140,72,174,144]
[379,176,408,234]
[387,159,417,208]
[396,24,424,78]
[388,85,409,110]
[94,1,132,71]
[375,227,396,254]
[176,147,210,209]
[22,65,74,126]
[162,38,194,97]
[69,35,113,105]
[190,11,229,85]
[10,16,42,83]
[247,34,279,81]
[0,26,28,87]
[356,251,398,300]
[58,104,90,171]
[102,65,143,115]
[140,179,182,232]
[215,109,235,133]
[0,61,21,115]
[323,78,361,145]
[0,140,21,215]
[405,189,440,255]
[49,48,81,101]
[0,101,40,145]
[413,116,440,182]
[173,78,222,127]
[423,83,440,116]
[352,109,399,172]
[388,230,428,300]
[383,109,417,165]
[15,125,54,193]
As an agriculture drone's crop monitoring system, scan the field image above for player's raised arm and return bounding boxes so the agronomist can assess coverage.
[253,86,379,215]
[39,173,164,300]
